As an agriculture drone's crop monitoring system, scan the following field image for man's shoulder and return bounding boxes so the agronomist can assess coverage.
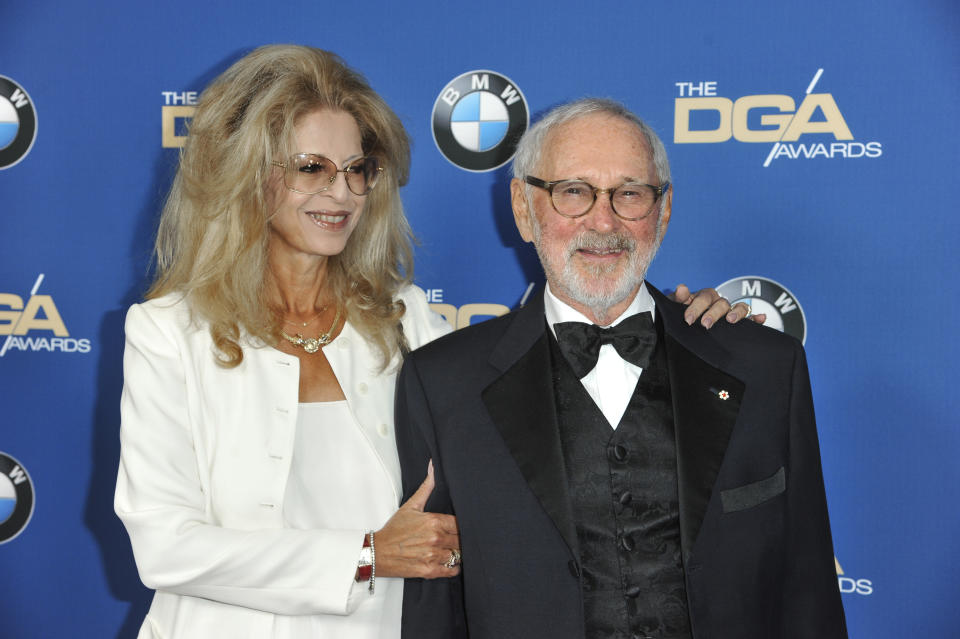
[709,314,802,360]
[652,285,802,366]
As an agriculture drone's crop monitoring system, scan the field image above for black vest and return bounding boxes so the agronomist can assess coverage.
[549,323,692,639]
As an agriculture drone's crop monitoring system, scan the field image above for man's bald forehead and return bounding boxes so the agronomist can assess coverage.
[537,112,654,176]
[512,98,670,184]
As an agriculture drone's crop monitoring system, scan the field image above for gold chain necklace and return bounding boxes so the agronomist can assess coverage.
[283,304,328,328]
[279,305,343,353]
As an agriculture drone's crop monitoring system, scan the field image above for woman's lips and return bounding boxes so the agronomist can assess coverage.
[306,210,349,229]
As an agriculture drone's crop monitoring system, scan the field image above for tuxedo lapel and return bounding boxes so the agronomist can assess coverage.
[651,286,744,563]
[481,294,579,559]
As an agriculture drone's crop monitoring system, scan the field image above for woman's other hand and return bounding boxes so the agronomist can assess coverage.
[672,283,766,328]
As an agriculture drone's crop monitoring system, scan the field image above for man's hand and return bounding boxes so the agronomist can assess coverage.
[375,461,461,579]
[672,284,767,329]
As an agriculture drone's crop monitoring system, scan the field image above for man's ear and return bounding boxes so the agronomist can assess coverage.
[658,184,673,237]
[510,178,535,243]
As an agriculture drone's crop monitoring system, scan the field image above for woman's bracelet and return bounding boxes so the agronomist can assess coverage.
[367,530,376,595]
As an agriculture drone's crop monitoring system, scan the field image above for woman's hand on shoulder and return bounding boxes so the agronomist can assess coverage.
[672,283,766,329]
[374,461,461,579]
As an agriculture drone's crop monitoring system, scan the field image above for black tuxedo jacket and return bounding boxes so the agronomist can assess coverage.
[395,285,846,639]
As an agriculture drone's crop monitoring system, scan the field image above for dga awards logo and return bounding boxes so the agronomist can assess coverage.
[716,276,807,344]
[836,557,873,596]
[0,452,34,544]
[674,69,881,166]
[0,75,38,170]
[0,274,92,356]
[161,90,198,148]
[432,70,528,172]
[426,283,535,330]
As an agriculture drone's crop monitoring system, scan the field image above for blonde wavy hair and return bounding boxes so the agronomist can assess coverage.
[148,45,414,369]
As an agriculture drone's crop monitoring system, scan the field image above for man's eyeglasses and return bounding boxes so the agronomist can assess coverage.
[524,176,670,221]
[272,154,383,196]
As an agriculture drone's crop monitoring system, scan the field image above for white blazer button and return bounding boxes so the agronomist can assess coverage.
[378,423,390,437]
[358,382,368,394]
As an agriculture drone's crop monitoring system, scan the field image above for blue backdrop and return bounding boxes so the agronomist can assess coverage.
[2,1,957,636]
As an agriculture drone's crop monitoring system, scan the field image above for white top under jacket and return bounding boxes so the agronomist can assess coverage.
[114,285,451,639]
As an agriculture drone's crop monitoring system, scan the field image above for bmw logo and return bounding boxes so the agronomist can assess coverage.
[716,275,807,344]
[0,76,37,170]
[0,452,35,544]
[431,70,528,172]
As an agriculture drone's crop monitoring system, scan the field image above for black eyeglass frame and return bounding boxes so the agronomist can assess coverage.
[524,175,670,221]
[271,153,384,196]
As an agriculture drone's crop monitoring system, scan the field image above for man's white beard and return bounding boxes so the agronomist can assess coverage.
[532,215,663,323]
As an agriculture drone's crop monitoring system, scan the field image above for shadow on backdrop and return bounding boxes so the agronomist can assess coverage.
[488,164,544,308]
[83,48,252,638]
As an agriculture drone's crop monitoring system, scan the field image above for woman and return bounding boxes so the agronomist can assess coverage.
[115,45,746,638]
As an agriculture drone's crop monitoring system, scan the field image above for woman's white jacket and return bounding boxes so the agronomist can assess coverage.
[114,286,451,638]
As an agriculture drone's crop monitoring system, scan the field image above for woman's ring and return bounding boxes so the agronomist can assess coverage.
[444,549,461,568]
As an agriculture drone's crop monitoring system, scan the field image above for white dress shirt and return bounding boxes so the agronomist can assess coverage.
[544,282,656,428]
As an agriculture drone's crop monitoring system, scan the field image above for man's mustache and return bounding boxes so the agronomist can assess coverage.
[568,231,636,254]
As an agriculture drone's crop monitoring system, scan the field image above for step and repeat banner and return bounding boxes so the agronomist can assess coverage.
[1,1,957,636]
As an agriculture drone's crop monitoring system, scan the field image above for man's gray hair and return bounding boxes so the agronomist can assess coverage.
[511,97,671,185]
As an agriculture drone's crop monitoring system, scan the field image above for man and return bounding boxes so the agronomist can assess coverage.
[395,98,846,638]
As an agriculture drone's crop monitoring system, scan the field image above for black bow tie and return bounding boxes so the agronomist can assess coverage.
[553,312,657,378]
